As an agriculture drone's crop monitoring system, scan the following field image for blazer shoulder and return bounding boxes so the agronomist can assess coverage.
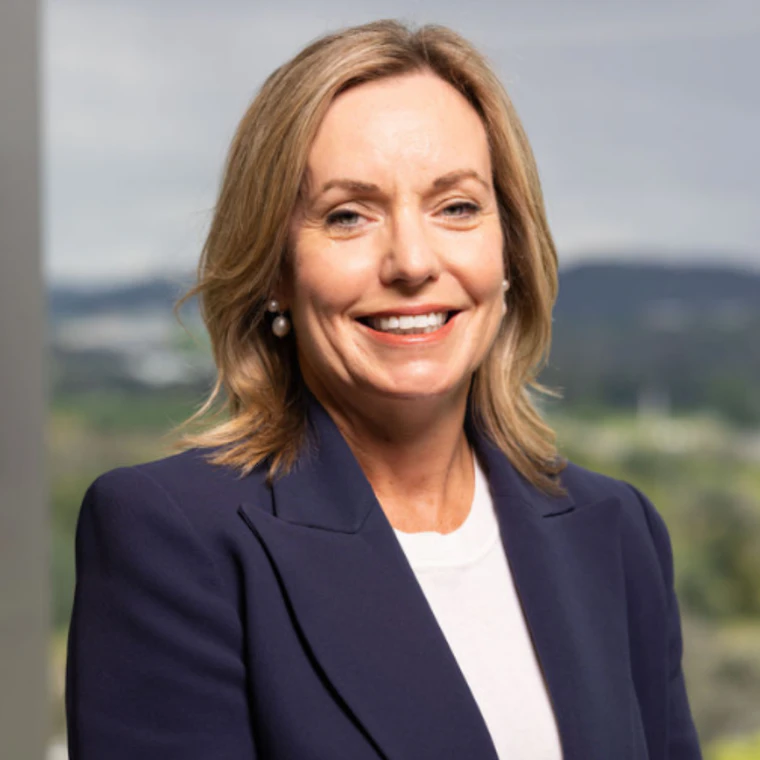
[559,459,674,585]
[83,449,273,578]
[90,447,270,516]
[81,449,273,612]
[559,459,639,505]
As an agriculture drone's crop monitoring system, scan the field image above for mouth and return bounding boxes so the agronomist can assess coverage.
[356,310,459,336]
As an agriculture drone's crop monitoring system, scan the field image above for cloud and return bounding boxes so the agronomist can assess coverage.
[43,0,760,282]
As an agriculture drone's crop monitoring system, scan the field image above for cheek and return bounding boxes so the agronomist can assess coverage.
[456,225,505,301]
[291,235,375,319]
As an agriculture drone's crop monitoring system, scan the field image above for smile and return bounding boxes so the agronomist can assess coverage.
[364,311,451,335]
[355,308,460,344]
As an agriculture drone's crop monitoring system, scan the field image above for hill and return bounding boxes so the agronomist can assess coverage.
[48,260,760,424]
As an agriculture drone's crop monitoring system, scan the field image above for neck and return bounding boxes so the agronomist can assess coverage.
[307,380,475,534]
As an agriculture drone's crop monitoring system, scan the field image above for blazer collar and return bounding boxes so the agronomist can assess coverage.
[270,393,575,533]
[239,394,641,760]
[267,396,377,532]
[239,395,503,759]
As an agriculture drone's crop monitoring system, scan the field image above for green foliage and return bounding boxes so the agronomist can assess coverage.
[707,375,760,429]
[683,618,760,744]
[677,490,760,618]
[708,730,760,759]
[52,390,202,433]
[546,310,760,426]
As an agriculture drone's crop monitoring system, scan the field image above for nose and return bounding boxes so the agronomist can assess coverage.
[380,207,442,289]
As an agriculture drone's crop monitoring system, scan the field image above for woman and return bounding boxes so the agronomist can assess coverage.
[65,19,702,760]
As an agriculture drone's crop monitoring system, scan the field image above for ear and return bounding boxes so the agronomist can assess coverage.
[267,264,293,312]
[271,273,293,313]
[272,240,297,312]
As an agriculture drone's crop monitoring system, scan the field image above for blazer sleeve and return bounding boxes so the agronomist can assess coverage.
[65,466,256,759]
[628,484,703,760]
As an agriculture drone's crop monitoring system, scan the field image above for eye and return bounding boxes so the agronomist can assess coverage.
[325,209,364,228]
[440,201,481,218]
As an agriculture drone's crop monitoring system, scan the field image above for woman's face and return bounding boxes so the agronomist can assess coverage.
[285,71,505,408]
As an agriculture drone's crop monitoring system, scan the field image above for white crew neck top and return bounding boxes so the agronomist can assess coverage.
[393,457,563,759]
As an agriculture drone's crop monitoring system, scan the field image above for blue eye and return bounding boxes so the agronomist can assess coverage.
[442,202,480,217]
[326,209,362,227]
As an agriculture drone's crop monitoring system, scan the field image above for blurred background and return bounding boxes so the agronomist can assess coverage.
[22,0,760,756]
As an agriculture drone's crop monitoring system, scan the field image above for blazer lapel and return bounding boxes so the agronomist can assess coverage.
[474,431,642,760]
[238,397,641,760]
[238,400,499,760]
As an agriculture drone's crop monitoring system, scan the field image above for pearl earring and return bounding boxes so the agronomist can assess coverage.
[502,279,510,292]
[266,298,291,338]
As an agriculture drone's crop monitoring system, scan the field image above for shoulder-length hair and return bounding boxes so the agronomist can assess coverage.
[177,19,565,493]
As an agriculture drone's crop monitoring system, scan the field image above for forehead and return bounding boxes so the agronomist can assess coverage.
[305,72,492,185]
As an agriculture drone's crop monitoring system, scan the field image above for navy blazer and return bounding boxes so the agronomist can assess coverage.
[66,397,702,759]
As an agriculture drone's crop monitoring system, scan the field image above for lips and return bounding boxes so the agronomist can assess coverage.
[356,309,458,335]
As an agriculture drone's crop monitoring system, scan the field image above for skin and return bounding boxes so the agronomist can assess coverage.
[283,71,506,534]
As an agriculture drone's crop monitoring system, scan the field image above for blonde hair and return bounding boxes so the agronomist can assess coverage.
[177,19,565,493]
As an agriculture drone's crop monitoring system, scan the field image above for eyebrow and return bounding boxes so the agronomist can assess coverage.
[315,169,491,198]
[319,178,381,195]
[432,169,490,192]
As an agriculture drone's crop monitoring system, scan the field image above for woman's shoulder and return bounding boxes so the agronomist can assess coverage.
[92,447,267,499]
[83,448,272,540]
[558,459,640,505]
[558,459,675,584]
[78,449,274,607]
[559,459,659,521]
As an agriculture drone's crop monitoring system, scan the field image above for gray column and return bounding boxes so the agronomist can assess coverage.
[0,0,49,758]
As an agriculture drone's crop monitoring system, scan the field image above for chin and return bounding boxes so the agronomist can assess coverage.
[366,374,465,401]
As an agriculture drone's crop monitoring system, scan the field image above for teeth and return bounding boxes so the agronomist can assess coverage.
[368,311,449,334]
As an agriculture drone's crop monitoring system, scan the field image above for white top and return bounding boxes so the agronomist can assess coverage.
[393,457,564,760]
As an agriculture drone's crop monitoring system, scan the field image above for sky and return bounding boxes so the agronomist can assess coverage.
[43,0,760,284]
